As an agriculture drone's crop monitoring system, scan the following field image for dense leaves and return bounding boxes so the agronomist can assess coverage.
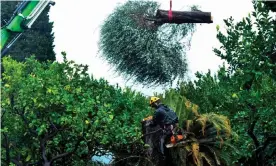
[177,1,276,165]
[1,54,150,166]
[99,0,196,86]
[112,88,235,166]
[1,1,275,166]
[155,89,237,166]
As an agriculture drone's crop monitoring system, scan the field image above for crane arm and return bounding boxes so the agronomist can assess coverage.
[1,0,55,56]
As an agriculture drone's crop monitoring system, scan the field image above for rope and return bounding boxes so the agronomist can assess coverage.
[141,128,162,138]
[168,0,173,21]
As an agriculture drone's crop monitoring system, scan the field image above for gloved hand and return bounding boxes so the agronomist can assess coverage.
[145,121,152,127]
[145,121,155,127]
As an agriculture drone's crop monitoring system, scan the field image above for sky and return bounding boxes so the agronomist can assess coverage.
[48,0,254,96]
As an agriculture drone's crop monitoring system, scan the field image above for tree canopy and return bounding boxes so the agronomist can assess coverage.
[177,2,276,165]
[1,54,150,166]
[1,54,235,166]
[99,0,196,86]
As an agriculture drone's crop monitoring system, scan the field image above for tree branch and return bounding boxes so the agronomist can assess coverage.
[11,158,22,166]
[144,17,160,22]
[15,108,37,136]
[3,133,11,165]
[10,94,37,136]
[40,127,61,164]
[48,117,58,132]
[154,9,213,24]
[2,126,24,166]
[247,118,260,148]
[40,138,49,163]
[26,161,42,166]
[50,137,83,163]
[1,109,6,121]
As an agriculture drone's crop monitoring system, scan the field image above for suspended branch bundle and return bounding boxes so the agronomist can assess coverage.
[264,1,276,12]
[99,1,213,86]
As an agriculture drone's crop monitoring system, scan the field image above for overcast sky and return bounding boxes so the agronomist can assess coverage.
[48,0,254,96]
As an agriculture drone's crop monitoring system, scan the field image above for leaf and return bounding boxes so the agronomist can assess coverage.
[201,152,215,166]
[109,115,114,120]
[4,84,10,88]
[216,25,220,31]
[25,154,31,162]
[192,143,201,166]
[232,93,238,98]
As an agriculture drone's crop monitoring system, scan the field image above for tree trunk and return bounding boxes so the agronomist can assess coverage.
[155,9,213,24]
[141,119,174,166]
[44,162,51,166]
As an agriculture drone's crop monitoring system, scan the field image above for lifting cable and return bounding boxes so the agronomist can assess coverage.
[168,0,173,21]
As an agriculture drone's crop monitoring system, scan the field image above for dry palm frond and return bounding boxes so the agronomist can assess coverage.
[192,142,201,166]
[202,145,221,165]
[201,152,216,166]
[196,113,231,138]
[196,115,208,136]
[145,89,234,166]
[186,120,193,132]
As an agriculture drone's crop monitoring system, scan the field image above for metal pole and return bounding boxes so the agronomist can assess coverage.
[1,33,23,57]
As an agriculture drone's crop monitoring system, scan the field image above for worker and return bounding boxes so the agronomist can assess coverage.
[148,96,179,158]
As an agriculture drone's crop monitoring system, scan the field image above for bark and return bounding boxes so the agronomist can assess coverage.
[43,162,51,166]
[246,103,263,166]
[264,1,276,12]
[40,137,50,165]
[49,137,82,164]
[247,118,260,148]
[141,119,172,166]
[151,9,213,24]
[3,133,11,165]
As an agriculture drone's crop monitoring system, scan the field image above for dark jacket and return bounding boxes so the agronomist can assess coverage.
[151,104,179,128]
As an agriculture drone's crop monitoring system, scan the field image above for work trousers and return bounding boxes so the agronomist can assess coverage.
[160,124,174,155]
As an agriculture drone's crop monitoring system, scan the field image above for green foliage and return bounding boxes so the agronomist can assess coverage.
[178,1,276,165]
[154,88,237,166]
[99,0,196,86]
[155,89,200,126]
[1,1,55,62]
[214,2,276,77]
[1,55,150,165]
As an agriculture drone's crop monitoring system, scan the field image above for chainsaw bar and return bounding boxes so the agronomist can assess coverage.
[165,139,191,148]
